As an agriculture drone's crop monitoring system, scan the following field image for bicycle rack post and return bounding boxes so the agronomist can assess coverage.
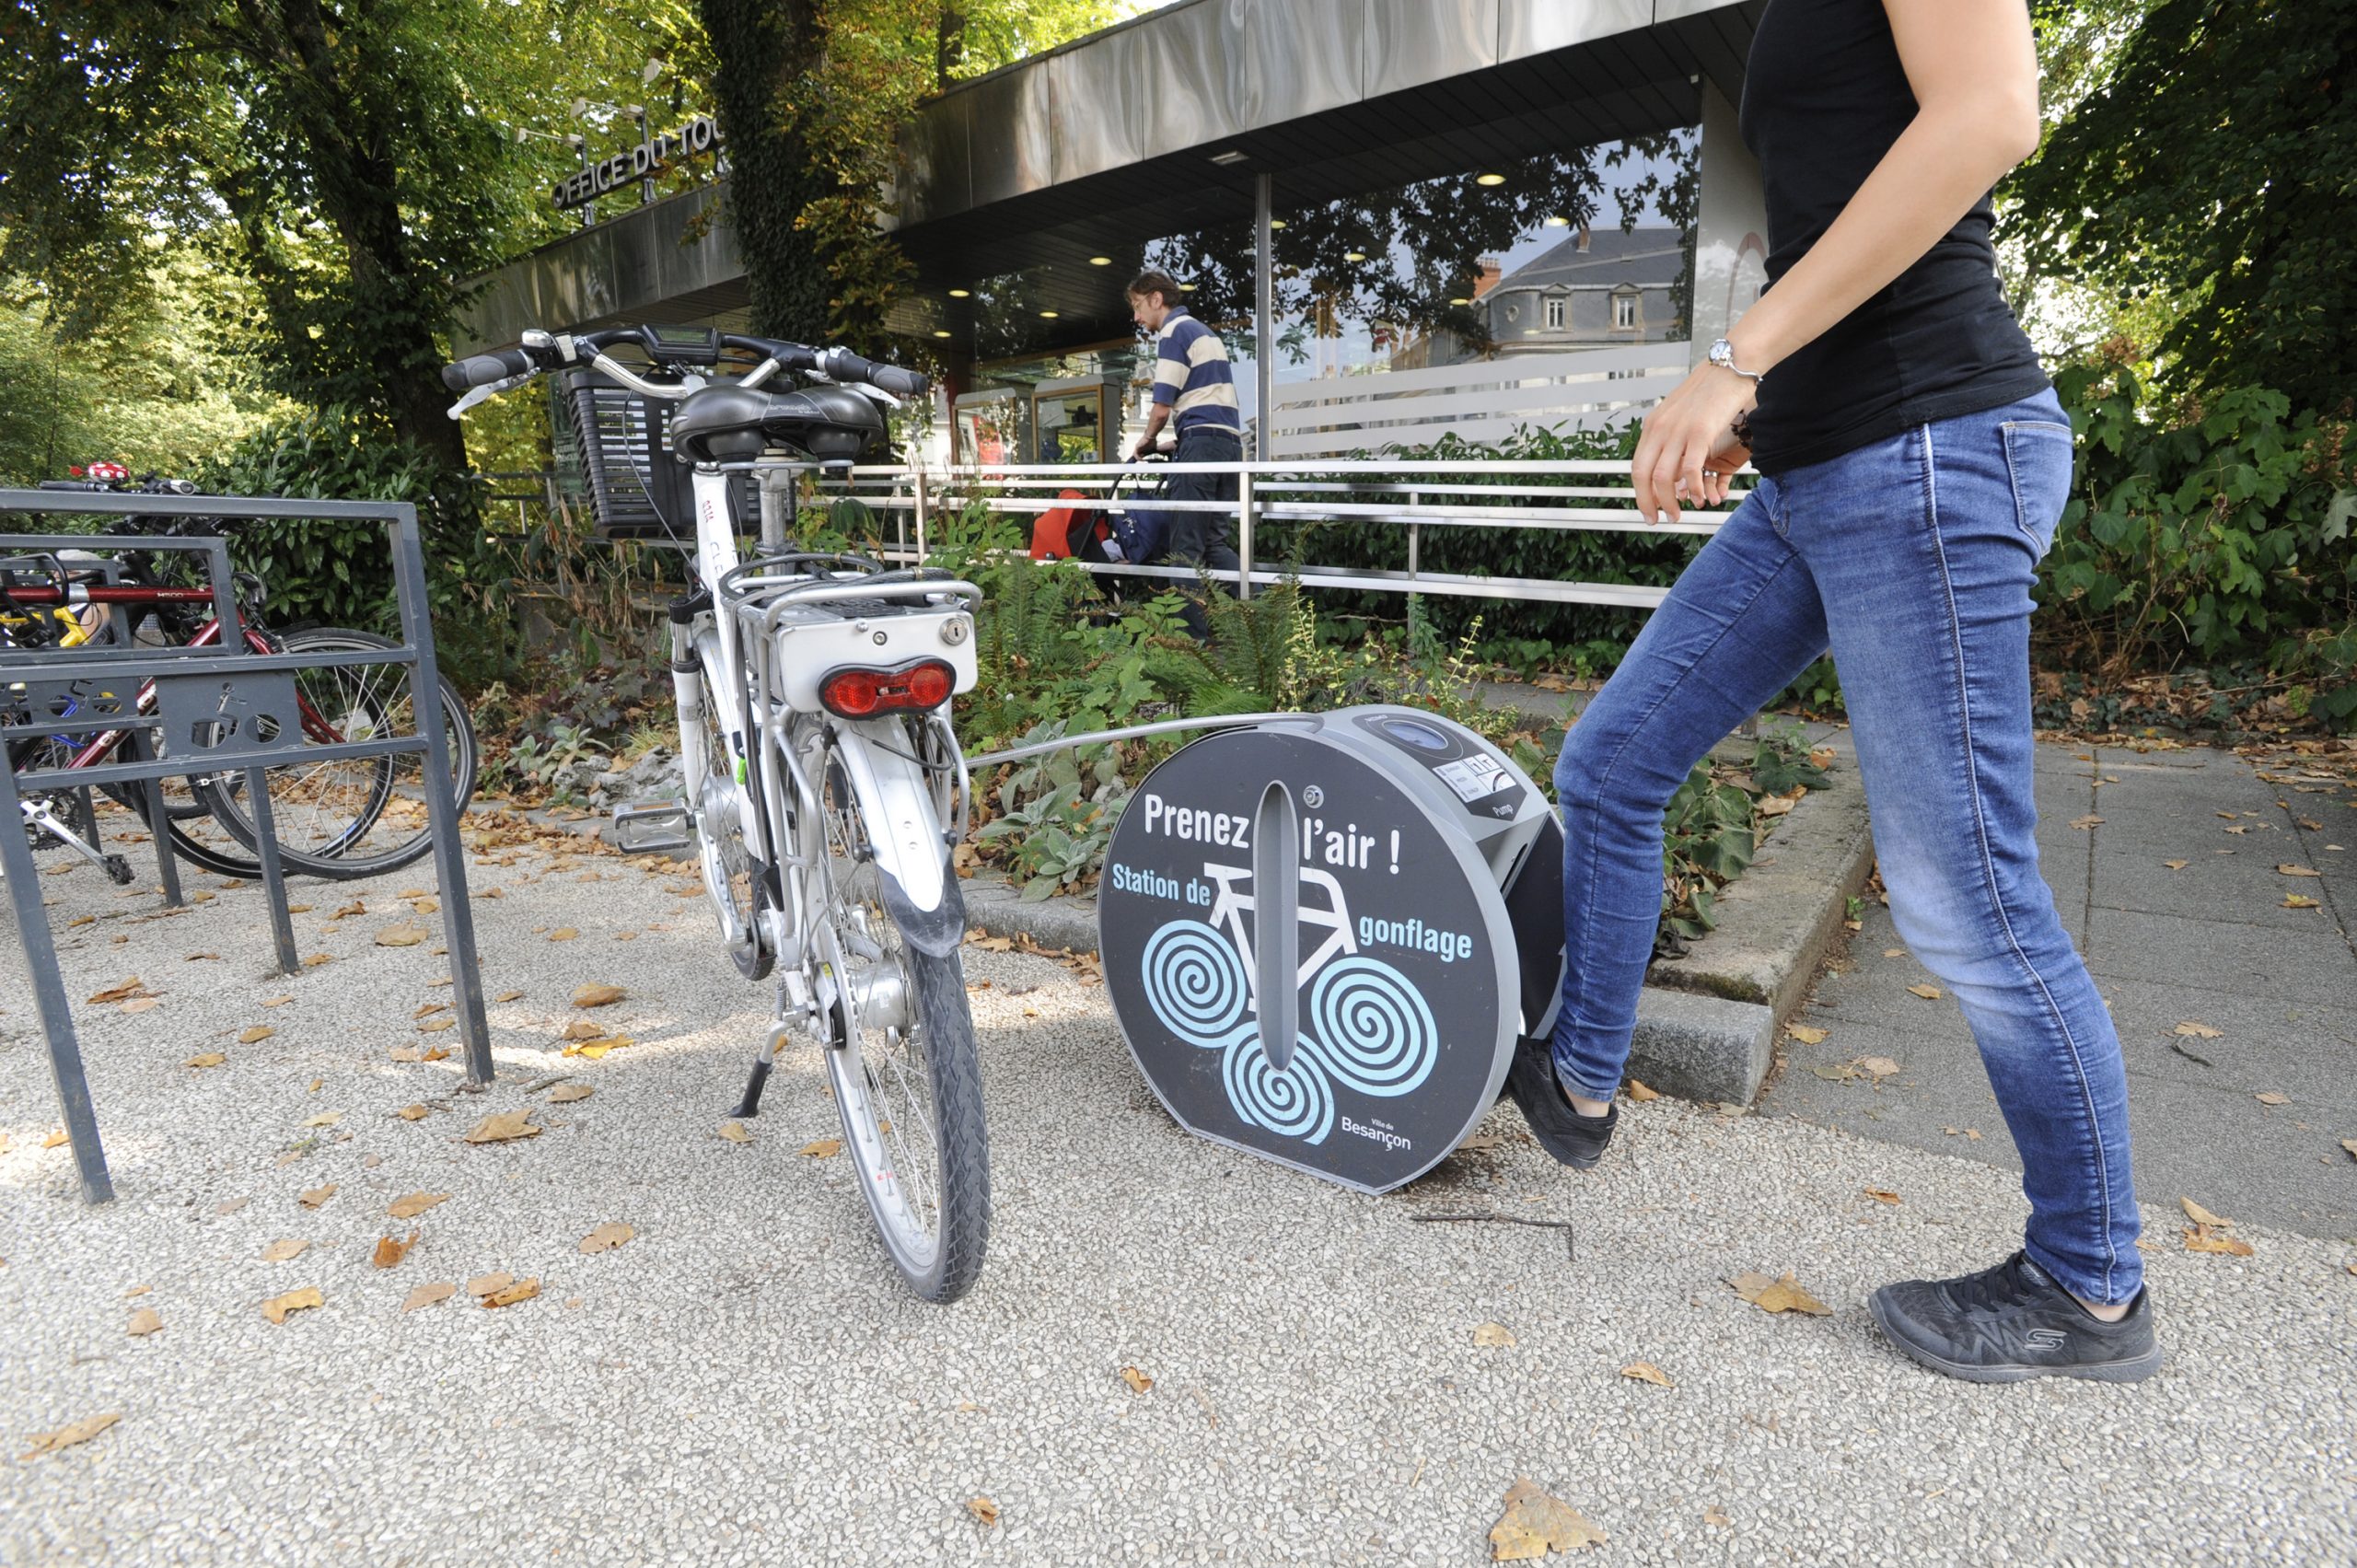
[0,749,113,1202]
[124,725,186,908]
[239,763,302,974]
[389,505,494,1090]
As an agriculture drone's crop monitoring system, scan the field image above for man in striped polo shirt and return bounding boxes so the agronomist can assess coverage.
[1126,271,1241,636]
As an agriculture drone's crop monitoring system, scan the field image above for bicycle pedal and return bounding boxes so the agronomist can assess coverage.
[611,798,692,854]
[103,854,134,887]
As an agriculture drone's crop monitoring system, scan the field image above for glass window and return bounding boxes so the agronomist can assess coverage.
[1544,296,1565,331]
[1613,291,1638,331]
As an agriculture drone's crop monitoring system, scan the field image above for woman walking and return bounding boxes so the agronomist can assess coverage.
[1508,0,2158,1384]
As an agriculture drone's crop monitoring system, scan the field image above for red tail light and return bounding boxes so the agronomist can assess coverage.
[819,659,956,718]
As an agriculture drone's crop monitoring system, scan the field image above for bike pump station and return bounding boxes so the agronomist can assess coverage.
[1094,706,1565,1193]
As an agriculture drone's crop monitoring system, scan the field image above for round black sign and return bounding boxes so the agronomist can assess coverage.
[1099,723,1518,1191]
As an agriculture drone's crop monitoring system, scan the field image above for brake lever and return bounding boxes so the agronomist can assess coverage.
[446,372,534,420]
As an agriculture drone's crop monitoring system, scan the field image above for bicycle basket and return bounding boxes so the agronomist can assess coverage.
[550,369,751,543]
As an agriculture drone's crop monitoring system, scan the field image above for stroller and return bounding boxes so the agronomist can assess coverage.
[1027,452,1177,573]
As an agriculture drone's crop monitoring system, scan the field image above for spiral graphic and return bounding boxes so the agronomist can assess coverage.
[1222,1035,1335,1144]
[1299,956,1439,1098]
[1142,920,1255,1050]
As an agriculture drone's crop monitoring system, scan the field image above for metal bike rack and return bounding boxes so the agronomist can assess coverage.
[0,491,492,1202]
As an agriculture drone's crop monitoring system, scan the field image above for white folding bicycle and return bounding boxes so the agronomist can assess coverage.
[446,323,989,1302]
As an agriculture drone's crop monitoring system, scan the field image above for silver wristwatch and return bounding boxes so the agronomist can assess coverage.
[1706,338,1763,381]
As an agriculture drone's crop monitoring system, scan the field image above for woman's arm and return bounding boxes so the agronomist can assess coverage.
[1632,0,2045,521]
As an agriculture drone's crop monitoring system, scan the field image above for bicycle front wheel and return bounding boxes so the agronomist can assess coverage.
[817,742,989,1304]
[201,627,480,880]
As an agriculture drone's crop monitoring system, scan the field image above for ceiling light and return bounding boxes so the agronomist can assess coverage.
[947,288,971,298]
[1088,256,1112,266]
[1178,283,1197,291]
[1344,250,1367,262]
[1475,172,1506,187]
[933,330,952,338]
[1448,296,1472,307]
[1268,219,1287,229]
[1209,149,1248,166]
[1039,309,1060,319]
[1544,215,1570,227]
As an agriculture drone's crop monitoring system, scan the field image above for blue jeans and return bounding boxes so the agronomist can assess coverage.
[1550,389,2142,1305]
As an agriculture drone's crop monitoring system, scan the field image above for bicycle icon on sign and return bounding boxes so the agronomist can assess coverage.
[1140,859,1436,1145]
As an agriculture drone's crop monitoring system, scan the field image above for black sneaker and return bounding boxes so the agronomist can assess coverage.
[1505,1038,1618,1169]
[1869,1251,2161,1384]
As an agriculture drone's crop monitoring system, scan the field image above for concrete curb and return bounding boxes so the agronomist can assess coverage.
[488,725,1876,1109]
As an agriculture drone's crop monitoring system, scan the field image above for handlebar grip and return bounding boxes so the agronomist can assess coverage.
[37,480,113,492]
[441,349,535,391]
[817,346,929,399]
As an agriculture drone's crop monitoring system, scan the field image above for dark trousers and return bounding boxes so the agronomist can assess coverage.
[1166,425,1242,637]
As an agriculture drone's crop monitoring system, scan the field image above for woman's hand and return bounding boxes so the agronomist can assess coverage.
[1632,365,1759,523]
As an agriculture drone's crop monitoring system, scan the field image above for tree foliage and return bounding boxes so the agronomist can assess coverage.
[2012,0,2357,408]
[0,0,702,484]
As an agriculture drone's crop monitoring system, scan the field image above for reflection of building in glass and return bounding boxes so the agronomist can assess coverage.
[1472,225,1687,360]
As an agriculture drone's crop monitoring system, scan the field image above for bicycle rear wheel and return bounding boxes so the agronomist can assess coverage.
[199,628,479,880]
[816,743,989,1304]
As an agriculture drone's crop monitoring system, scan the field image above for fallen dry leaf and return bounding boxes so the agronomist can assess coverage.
[127,1308,162,1338]
[1489,1478,1606,1560]
[462,1109,540,1144]
[2184,1226,2255,1257]
[2284,893,2322,909]
[261,1286,323,1324]
[300,953,331,969]
[1704,1505,1731,1528]
[2174,1021,2223,1039]
[2342,1139,2357,1162]
[467,1271,514,1297]
[560,1020,605,1041]
[795,1136,841,1156]
[1864,1187,1902,1205]
[548,927,579,942]
[1785,1024,1828,1046]
[1729,1272,1833,1316]
[547,1083,594,1104]
[185,1051,226,1069]
[42,1130,67,1149]
[1855,1055,1900,1081]
[572,982,626,1008]
[332,900,366,920]
[1883,947,1907,958]
[261,994,292,1007]
[493,990,525,1003]
[87,977,147,1004]
[2277,864,2322,877]
[18,1412,121,1460]
[482,1276,540,1308]
[1620,1362,1673,1388]
[417,1018,455,1034]
[261,1238,308,1262]
[402,1281,456,1312]
[213,1197,250,1215]
[122,1284,150,1298]
[372,1230,420,1270]
[1472,1321,1518,1348]
[566,1036,632,1060]
[375,924,428,947]
[307,1078,322,1093]
[412,1002,447,1019]
[2069,814,2103,830]
[1120,1365,1154,1395]
[297,1183,337,1209]
[121,996,161,1015]
[578,1222,634,1254]
[967,1496,1001,1527]
[395,1104,430,1121]
[1906,983,1943,1001]
[2180,1196,2231,1228]
[388,1191,449,1220]
[2163,859,2189,870]
[300,1111,342,1129]
[2255,1091,2291,1107]
[1623,1080,1660,1102]
[237,1026,273,1045]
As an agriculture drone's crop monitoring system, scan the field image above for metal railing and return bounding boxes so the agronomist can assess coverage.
[803,458,1747,611]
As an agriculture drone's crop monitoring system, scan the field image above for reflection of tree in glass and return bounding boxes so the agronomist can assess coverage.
[1144,136,1699,363]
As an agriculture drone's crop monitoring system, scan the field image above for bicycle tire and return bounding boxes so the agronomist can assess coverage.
[817,745,990,1304]
[199,627,480,880]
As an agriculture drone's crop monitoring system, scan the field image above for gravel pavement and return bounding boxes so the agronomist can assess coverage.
[5,834,2354,1565]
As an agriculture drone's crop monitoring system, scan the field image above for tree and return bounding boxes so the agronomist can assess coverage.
[0,0,698,488]
[2011,0,2357,408]
[699,0,1144,346]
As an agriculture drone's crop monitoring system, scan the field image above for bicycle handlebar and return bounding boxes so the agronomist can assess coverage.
[438,325,930,413]
[441,349,536,391]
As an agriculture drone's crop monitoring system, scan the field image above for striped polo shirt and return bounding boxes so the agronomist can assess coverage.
[1151,308,1243,436]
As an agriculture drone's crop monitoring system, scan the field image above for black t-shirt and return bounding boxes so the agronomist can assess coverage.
[1738,0,2049,473]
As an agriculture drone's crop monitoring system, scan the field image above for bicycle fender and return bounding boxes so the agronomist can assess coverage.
[833,718,966,958]
[876,864,967,958]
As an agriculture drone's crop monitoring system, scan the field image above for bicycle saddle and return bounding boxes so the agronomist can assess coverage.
[669,383,885,464]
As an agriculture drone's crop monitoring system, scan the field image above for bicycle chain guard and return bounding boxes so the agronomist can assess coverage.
[1097,705,1564,1193]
